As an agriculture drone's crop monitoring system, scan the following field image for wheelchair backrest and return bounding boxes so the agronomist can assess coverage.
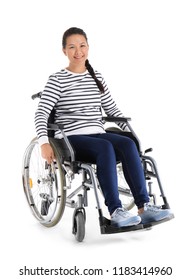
[48,109,56,137]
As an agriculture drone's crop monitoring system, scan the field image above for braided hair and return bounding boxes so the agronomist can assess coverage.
[85,59,105,93]
[62,27,105,93]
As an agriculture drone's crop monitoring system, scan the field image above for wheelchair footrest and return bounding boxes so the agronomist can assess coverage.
[142,213,175,228]
[99,216,144,234]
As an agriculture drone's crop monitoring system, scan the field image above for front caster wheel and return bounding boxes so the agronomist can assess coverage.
[73,210,85,242]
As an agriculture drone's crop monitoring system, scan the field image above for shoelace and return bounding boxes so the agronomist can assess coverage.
[115,208,130,217]
[144,203,161,212]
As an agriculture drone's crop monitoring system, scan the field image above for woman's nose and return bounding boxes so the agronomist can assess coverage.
[75,47,82,55]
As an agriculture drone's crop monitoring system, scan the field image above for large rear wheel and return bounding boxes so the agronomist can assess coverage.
[22,138,66,227]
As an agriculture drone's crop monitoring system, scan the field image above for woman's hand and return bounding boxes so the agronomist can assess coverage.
[41,143,55,164]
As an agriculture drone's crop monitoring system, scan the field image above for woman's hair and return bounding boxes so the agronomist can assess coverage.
[62,27,88,48]
[62,27,105,93]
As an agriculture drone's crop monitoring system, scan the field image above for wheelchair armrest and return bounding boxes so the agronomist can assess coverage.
[103,116,142,153]
[103,116,131,123]
[48,123,65,144]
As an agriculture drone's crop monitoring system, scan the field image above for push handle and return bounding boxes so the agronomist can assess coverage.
[31,91,42,100]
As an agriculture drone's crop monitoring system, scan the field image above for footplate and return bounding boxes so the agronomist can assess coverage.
[99,216,144,234]
[142,213,175,228]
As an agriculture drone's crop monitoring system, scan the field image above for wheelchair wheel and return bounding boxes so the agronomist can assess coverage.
[22,138,66,227]
[73,209,86,242]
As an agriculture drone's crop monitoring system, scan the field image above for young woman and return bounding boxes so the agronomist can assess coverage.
[35,27,173,227]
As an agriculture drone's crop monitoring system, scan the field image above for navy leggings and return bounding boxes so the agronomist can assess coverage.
[68,133,149,214]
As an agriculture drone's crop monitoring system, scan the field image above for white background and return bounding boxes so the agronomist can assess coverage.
[0,0,189,279]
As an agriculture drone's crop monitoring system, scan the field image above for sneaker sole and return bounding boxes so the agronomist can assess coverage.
[141,213,175,226]
[111,217,141,228]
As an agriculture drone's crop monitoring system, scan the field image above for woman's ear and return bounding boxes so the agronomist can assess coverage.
[62,48,67,56]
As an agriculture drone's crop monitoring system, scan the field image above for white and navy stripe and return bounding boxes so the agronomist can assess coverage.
[35,69,126,145]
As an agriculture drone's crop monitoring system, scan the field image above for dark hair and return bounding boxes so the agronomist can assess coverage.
[62,27,88,48]
[62,27,105,93]
[85,59,104,93]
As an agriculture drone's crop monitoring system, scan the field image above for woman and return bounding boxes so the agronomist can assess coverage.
[35,27,172,227]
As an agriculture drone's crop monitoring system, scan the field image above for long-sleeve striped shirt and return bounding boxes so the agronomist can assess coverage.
[35,68,127,145]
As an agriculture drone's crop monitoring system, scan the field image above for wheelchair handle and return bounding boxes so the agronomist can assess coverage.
[31,91,42,100]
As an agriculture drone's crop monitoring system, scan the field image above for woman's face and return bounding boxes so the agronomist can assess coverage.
[63,34,89,67]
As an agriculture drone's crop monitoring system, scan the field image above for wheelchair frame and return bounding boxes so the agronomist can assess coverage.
[22,93,173,242]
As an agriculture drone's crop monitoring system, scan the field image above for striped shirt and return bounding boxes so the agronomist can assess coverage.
[35,69,127,145]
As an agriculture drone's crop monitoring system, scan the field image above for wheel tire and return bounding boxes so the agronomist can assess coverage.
[22,138,66,227]
[73,211,85,242]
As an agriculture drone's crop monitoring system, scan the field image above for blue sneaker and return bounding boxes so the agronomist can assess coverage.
[139,203,174,224]
[111,208,141,227]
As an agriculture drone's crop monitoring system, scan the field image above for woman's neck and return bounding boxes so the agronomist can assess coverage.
[66,64,86,73]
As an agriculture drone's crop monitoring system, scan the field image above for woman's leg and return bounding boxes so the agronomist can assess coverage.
[97,133,149,208]
[68,134,122,214]
[99,133,174,224]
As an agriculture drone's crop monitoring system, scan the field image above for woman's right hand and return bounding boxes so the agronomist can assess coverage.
[41,143,55,164]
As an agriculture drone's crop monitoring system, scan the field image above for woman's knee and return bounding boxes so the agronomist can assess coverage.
[120,137,137,151]
[97,140,116,161]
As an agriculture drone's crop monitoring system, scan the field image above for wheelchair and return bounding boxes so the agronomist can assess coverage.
[22,92,173,242]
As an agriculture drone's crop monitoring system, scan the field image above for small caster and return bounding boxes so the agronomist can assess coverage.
[72,208,86,242]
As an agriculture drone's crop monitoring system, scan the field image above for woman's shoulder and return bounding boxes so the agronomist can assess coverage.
[47,69,77,84]
[49,69,69,78]
[94,69,104,80]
